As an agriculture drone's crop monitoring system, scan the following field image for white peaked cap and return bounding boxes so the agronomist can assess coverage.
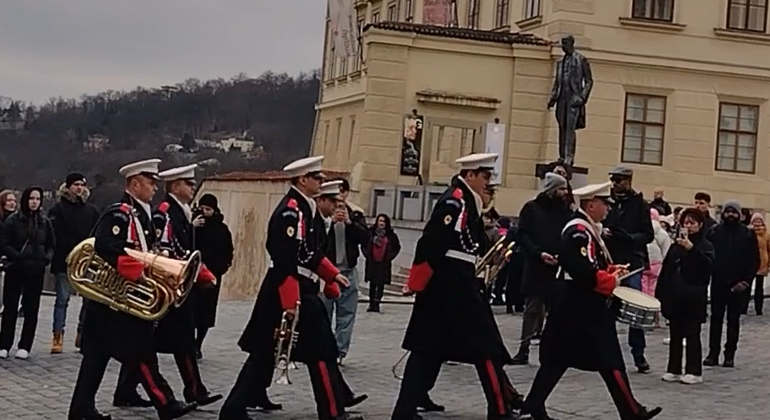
[455,152,498,171]
[119,158,162,179]
[572,181,614,203]
[283,156,325,178]
[316,180,343,197]
[159,164,198,182]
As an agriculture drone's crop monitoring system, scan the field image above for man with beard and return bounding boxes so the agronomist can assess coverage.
[521,182,662,420]
[603,166,654,373]
[703,200,759,367]
[511,173,572,365]
[392,152,522,420]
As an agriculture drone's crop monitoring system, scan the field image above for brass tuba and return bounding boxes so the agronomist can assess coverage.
[273,301,301,385]
[475,236,515,285]
[66,238,202,322]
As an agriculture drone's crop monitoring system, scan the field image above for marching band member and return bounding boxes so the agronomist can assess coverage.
[68,159,196,420]
[521,182,662,420]
[150,164,222,406]
[392,153,521,420]
[219,156,364,420]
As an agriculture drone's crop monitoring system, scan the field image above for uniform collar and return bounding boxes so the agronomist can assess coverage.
[126,191,151,219]
[291,186,317,216]
[169,193,192,222]
[457,177,483,216]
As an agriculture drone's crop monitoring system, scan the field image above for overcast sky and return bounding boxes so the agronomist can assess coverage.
[0,1,326,104]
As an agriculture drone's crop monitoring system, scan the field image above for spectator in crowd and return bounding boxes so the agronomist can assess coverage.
[0,190,17,222]
[322,182,369,365]
[47,173,99,354]
[604,166,654,373]
[658,208,714,385]
[643,208,671,299]
[0,186,55,359]
[362,213,401,313]
[749,212,769,316]
[193,193,234,359]
[511,172,572,365]
[741,208,752,226]
[548,161,575,209]
[650,188,672,216]
[704,200,759,368]
[693,192,717,231]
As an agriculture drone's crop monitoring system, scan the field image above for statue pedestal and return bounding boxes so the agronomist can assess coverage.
[534,163,589,190]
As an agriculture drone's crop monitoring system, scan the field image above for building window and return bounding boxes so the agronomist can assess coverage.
[631,0,675,21]
[339,56,348,77]
[468,0,481,28]
[495,0,510,27]
[372,11,380,23]
[727,0,768,32]
[387,1,399,21]
[404,0,415,21]
[524,0,541,19]
[716,103,759,173]
[622,94,666,165]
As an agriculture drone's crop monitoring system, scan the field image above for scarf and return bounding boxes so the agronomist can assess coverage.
[372,228,388,262]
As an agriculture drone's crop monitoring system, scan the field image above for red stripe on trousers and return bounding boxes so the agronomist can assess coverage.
[185,355,199,395]
[612,369,639,414]
[484,360,506,415]
[317,361,338,417]
[139,363,167,406]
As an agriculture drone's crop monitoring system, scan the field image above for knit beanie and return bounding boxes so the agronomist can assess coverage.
[65,172,86,188]
[751,212,765,225]
[543,173,568,193]
[722,199,741,214]
[199,193,219,211]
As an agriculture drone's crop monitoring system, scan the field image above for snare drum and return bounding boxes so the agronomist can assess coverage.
[611,286,661,331]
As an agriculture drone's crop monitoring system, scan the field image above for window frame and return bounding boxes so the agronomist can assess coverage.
[715,102,760,174]
[524,0,542,19]
[631,0,675,22]
[387,1,399,21]
[372,11,380,23]
[620,93,667,166]
[726,0,769,33]
[404,0,415,21]
[468,0,481,29]
[495,0,510,28]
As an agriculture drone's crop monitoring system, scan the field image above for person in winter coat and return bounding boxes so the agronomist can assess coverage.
[649,188,672,216]
[193,193,234,358]
[642,208,671,297]
[749,212,769,315]
[657,208,714,385]
[47,173,100,354]
[0,189,17,315]
[0,186,55,359]
[362,213,401,313]
[704,200,759,367]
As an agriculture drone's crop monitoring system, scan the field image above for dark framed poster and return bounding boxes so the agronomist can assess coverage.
[399,113,424,176]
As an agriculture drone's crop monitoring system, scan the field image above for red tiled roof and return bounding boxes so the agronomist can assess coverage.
[205,170,349,182]
[364,21,551,46]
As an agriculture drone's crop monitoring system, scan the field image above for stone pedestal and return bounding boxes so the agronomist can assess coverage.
[534,163,589,190]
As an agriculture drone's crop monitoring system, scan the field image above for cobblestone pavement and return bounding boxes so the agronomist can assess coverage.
[1,297,768,419]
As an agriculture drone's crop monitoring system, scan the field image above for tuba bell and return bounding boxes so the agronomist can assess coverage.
[66,238,202,322]
[273,301,301,385]
[475,236,515,285]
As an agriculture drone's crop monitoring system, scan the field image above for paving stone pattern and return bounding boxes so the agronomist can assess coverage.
[0,297,767,419]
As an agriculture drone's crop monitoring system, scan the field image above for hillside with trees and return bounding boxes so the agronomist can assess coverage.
[0,71,319,208]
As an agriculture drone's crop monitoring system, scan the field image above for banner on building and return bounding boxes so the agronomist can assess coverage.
[400,113,424,176]
[423,0,452,25]
[329,0,358,57]
[484,122,506,185]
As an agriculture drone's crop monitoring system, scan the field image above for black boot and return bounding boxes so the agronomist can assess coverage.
[510,350,529,366]
[722,355,735,368]
[703,353,719,366]
[68,407,112,420]
[417,396,445,412]
[637,406,662,420]
[158,401,197,420]
[346,394,369,408]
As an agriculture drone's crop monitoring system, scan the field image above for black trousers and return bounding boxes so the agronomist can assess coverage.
[368,283,385,306]
[221,354,352,420]
[708,289,745,357]
[0,265,45,351]
[391,351,514,420]
[115,351,209,398]
[666,317,702,376]
[753,275,764,314]
[525,365,643,420]
[518,295,549,353]
[70,352,176,414]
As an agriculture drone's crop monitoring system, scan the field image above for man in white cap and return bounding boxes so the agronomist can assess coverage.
[521,182,662,420]
[220,156,365,420]
[147,164,222,406]
[69,159,197,420]
[392,152,522,420]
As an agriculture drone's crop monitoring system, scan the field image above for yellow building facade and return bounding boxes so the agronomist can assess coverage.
[312,0,770,216]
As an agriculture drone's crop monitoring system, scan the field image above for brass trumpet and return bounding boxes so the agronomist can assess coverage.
[274,302,301,385]
[475,237,515,285]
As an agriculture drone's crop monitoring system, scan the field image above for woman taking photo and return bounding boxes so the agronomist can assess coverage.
[362,213,400,313]
[0,186,55,359]
[657,207,714,385]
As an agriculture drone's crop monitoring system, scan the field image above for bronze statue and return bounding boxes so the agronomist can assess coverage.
[547,35,593,167]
